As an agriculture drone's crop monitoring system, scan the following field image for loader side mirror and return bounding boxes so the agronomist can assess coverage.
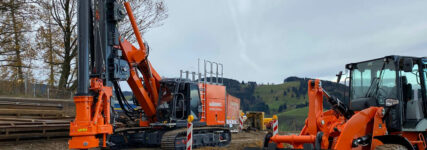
[385,99,399,107]
[336,71,343,83]
[402,58,413,72]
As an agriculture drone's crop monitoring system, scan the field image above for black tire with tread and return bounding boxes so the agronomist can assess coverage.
[375,144,407,150]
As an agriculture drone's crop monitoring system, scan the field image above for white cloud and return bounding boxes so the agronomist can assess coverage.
[143,0,427,84]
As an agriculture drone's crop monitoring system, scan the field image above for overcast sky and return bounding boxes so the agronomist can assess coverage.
[142,0,427,84]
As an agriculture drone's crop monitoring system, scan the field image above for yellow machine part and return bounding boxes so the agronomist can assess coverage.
[245,111,266,131]
[263,117,273,127]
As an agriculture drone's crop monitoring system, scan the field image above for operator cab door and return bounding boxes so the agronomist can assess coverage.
[189,83,201,121]
[174,83,187,120]
[401,58,427,131]
[172,82,201,122]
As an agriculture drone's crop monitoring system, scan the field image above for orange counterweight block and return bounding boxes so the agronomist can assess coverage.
[69,78,113,149]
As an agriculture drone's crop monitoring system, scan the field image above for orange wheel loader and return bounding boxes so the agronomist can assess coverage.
[264,55,427,150]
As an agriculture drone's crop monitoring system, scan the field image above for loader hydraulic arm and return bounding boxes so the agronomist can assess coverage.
[268,80,385,150]
[322,89,354,119]
[304,80,354,136]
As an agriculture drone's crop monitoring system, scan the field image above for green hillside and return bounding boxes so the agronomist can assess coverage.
[277,107,308,131]
[253,81,307,114]
[223,76,347,131]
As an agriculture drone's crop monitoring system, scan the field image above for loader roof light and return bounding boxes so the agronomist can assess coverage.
[385,99,399,107]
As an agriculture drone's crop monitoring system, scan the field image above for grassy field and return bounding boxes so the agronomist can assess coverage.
[276,107,308,131]
[253,81,307,113]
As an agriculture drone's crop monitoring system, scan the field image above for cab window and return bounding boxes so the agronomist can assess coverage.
[350,59,397,105]
[400,64,422,102]
[190,84,200,120]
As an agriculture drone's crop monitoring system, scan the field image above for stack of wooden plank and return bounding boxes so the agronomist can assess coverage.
[0,97,74,141]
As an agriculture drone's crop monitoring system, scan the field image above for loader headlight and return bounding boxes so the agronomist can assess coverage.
[385,99,399,107]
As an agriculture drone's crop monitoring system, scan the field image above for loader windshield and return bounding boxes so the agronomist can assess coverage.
[350,59,397,105]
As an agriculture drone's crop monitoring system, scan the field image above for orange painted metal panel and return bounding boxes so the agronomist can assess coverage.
[205,84,226,126]
[226,94,240,124]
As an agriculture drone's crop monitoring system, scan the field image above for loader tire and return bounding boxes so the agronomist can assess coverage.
[263,132,273,148]
[375,144,407,150]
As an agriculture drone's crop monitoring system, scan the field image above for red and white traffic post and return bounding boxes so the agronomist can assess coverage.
[272,115,278,136]
[271,115,284,148]
[187,115,194,150]
[239,112,244,131]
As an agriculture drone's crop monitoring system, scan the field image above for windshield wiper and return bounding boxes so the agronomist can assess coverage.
[365,62,386,98]
[365,78,379,98]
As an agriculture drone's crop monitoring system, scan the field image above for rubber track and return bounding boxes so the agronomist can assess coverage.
[161,127,231,150]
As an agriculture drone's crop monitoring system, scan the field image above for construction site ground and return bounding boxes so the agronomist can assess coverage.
[0,97,297,150]
[0,131,272,150]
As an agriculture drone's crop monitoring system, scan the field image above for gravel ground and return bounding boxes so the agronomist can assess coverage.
[0,131,269,150]
[0,139,69,150]
[198,131,267,150]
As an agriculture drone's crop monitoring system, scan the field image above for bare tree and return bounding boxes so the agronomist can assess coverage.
[0,0,36,81]
[0,1,11,12]
[36,1,62,86]
[32,0,167,89]
[33,0,78,89]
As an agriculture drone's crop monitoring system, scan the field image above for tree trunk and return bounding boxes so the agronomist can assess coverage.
[57,0,74,89]
[48,18,54,86]
[10,0,23,81]
[58,55,71,89]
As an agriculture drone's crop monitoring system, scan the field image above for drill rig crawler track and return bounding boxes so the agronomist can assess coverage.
[106,126,231,149]
[161,127,231,150]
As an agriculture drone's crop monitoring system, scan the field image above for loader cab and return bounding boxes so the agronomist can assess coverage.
[156,79,201,124]
[346,56,427,132]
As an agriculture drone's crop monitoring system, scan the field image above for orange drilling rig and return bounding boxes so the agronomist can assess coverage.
[69,0,232,149]
[265,56,427,150]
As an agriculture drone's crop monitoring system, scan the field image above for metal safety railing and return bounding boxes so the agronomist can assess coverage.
[200,59,223,85]
[179,59,224,85]
[178,59,224,120]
